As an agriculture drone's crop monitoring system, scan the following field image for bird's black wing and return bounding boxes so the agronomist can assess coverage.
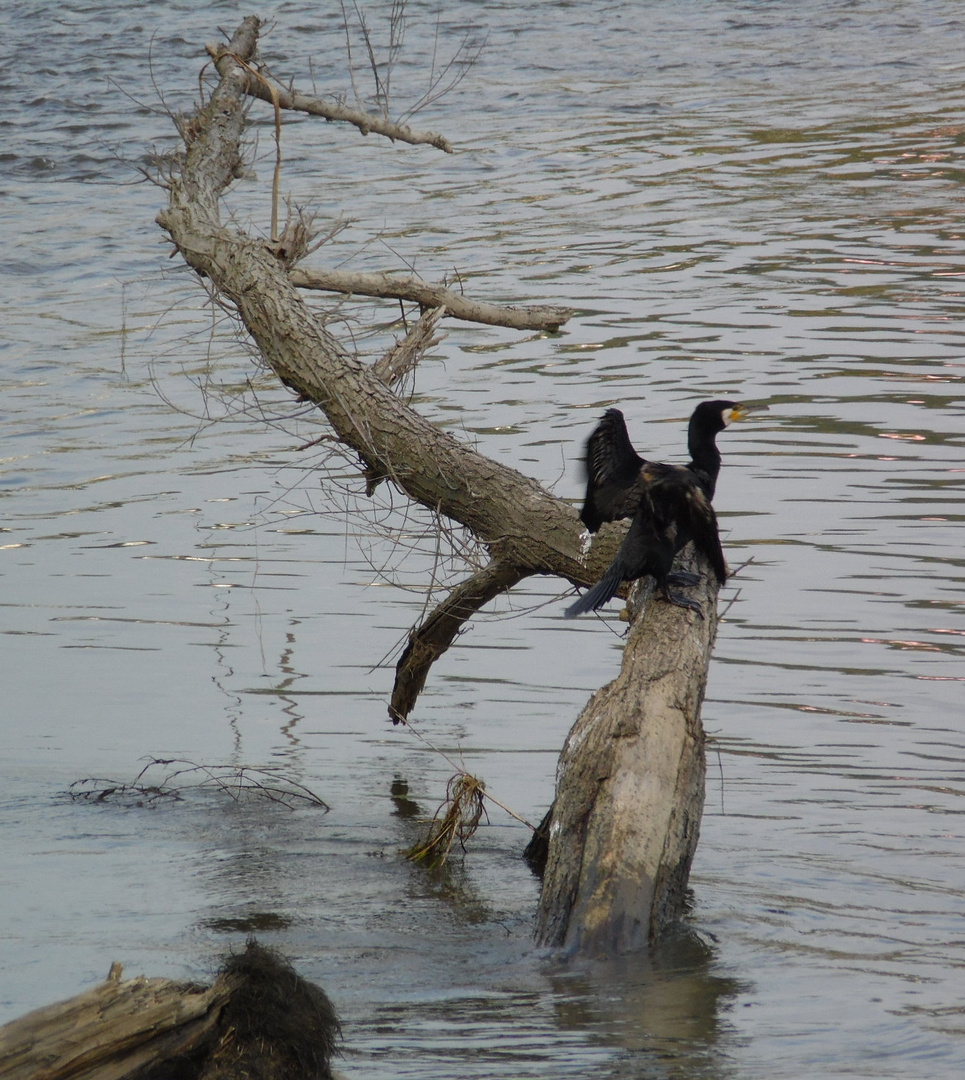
[566,481,672,618]
[643,462,727,584]
[687,494,727,584]
[579,408,647,531]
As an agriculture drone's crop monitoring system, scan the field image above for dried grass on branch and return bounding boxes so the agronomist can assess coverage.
[405,772,487,868]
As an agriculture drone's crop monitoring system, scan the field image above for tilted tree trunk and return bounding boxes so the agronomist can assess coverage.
[153,15,722,956]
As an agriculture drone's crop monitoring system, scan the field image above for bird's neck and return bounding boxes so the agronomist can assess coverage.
[688,429,721,497]
[688,430,721,476]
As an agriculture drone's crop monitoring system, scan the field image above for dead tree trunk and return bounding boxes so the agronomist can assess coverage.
[533,564,718,954]
[153,15,722,956]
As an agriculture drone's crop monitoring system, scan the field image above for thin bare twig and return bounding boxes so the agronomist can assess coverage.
[68,757,330,811]
[398,719,535,832]
[214,22,454,153]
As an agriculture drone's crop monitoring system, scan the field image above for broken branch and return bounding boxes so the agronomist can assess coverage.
[372,303,446,386]
[290,267,572,332]
[390,559,531,722]
[208,40,455,152]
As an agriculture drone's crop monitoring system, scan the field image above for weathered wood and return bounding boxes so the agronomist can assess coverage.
[156,20,594,587]
[0,968,232,1080]
[372,305,447,387]
[0,943,343,1080]
[154,16,721,955]
[390,559,530,722]
[289,267,572,332]
[208,42,455,152]
[535,553,718,955]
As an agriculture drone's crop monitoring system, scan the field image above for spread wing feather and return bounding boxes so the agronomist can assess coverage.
[579,408,647,531]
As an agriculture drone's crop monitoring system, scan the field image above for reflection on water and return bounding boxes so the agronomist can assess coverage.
[2,0,965,1076]
[548,936,745,1079]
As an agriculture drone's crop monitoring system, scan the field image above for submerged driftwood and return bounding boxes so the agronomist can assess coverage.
[154,15,721,954]
[0,942,341,1080]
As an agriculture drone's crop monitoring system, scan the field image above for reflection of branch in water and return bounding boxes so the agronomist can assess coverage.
[68,757,330,811]
[391,775,423,819]
[195,553,246,755]
[266,623,310,753]
[200,527,310,752]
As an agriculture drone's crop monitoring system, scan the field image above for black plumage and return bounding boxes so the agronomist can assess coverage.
[566,461,725,617]
[684,398,743,500]
[579,400,744,533]
[568,400,747,618]
[579,408,647,532]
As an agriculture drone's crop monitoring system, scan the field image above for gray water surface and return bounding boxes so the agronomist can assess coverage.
[2,2,964,1077]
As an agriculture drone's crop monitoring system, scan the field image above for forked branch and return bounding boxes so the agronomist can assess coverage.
[158,17,600,585]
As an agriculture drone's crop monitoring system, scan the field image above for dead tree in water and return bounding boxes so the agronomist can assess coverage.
[155,15,721,954]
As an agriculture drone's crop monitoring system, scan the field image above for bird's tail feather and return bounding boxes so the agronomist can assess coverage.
[564,561,626,618]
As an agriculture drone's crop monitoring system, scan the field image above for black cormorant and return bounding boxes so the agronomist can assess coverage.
[566,461,726,617]
[568,400,750,618]
[579,400,747,532]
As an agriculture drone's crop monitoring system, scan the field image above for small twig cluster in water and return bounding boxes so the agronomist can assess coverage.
[395,715,535,867]
[68,757,330,811]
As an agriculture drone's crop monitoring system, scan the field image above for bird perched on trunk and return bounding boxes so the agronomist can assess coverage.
[567,400,751,618]
[566,461,726,617]
[579,400,747,532]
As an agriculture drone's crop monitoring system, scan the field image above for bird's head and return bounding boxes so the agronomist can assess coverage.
[692,399,768,432]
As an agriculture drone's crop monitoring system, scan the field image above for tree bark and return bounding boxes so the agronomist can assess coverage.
[153,15,721,956]
[289,267,571,331]
[389,559,530,723]
[0,943,342,1080]
[0,966,232,1080]
[535,556,718,954]
[157,26,582,580]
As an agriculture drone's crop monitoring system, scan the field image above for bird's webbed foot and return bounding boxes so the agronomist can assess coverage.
[667,570,700,588]
[661,586,705,619]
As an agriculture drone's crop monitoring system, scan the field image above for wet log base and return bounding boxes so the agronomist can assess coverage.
[535,554,719,956]
[0,942,341,1080]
